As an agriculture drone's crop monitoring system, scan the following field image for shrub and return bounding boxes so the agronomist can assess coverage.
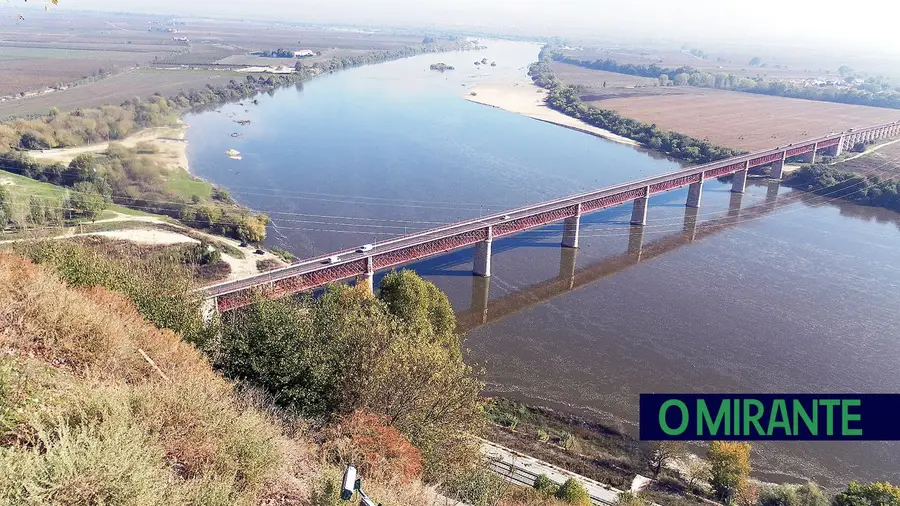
[537,429,550,442]
[555,478,591,505]
[257,258,281,272]
[533,474,559,496]
[218,276,483,481]
[707,441,751,501]
[833,481,900,506]
[617,491,649,505]
[443,466,509,506]
[322,410,423,484]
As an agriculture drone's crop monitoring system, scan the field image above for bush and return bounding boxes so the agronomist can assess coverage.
[13,240,215,347]
[217,274,484,481]
[833,481,900,506]
[533,474,559,496]
[257,258,282,272]
[617,491,649,505]
[555,478,591,505]
[322,410,423,484]
[443,466,509,506]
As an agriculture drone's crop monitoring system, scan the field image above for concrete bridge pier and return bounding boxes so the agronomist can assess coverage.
[683,206,699,241]
[686,178,703,208]
[473,226,493,277]
[356,257,375,294]
[728,192,743,218]
[823,138,843,157]
[470,276,490,325]
[201,297,219,326]
[801,144,818,164]
[562,203,582,248]
[770,154,787,180]
[732,162,749,192]
[631,187,650,226]
[627,225,645,260]
[559,246,578,290]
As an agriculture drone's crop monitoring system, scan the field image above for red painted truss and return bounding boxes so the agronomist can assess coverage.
[649,173,701,194]
[373,228,489,270]
[494,205,578,237]
[581,187,647,213]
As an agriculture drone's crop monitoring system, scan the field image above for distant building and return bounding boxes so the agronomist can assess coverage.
[293,50,315,58]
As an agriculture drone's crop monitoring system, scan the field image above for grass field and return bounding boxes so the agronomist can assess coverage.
[165,167,213,200]
[0,169,158,218]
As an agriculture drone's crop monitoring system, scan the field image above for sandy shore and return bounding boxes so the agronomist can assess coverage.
[29,122,190,173]
[464,83,638,146]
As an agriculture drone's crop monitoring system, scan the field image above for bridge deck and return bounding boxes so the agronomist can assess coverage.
[201,121,899,310]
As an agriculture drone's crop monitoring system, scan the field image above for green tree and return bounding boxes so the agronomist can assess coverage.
[65,153,98,183]
[555,478,591,505]
[833,482,900,506]
[27,196,45,226]
[218,277,483,481]
[69,181,107,220]
[749,57,762,67]
[378,269,456,338]
[707,441,751,501]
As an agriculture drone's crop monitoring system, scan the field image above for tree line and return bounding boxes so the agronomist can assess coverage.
[529,47,744,164]
[550,49,900,110]
[785,163,900,214]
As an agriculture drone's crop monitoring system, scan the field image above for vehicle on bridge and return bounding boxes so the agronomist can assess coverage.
[324,255,341,264]
[357,244,374,253]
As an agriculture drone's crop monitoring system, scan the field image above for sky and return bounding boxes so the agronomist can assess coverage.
[38,0,900,54]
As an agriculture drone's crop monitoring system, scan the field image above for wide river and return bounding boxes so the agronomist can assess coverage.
[186,40,900,487]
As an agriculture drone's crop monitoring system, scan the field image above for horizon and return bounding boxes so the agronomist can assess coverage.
[11,0,900,58]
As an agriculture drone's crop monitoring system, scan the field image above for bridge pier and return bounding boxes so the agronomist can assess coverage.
[562,203,581,248]
[801,144,817,164]
[559,246,577,290]
[683,206,699,241]
[770,153,786,180]
[627,225,645,260]
[470,276,490,325]
[630,187,650,225]
[686,178,703,208]
[473,226,493,277]
[201,297,219,326]
[731,162,749,193]
[356,257,375,294]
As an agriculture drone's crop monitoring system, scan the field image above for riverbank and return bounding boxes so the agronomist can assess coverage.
[465,82,639,147]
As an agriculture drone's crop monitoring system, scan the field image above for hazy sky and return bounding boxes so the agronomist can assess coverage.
[45,0,900,54]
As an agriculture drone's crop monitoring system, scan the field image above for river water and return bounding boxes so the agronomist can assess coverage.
[185,40,900,487]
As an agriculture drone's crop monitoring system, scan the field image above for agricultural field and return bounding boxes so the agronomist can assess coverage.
[593,88,900,151]
[0,9,428,118]
[0,69,239,119]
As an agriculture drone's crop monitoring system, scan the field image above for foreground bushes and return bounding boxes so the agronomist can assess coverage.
[0,253,291,504]
[216,270,484,481]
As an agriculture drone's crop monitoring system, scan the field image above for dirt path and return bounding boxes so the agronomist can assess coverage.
[29,124,190,172]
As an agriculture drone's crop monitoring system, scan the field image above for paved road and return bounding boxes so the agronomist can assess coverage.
[479,437,623,505]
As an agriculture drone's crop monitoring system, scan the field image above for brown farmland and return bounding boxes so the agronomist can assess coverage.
[591,88,900,152]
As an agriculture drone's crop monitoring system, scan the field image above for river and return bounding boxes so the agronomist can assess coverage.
[185,40,900,487]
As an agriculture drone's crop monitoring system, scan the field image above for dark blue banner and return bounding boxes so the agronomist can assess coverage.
[639,394,900,441]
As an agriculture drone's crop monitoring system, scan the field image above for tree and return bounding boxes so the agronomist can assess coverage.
[65,153,97,184]
[218,276,483,481]
[759,482,828,506]
[833,482,900,506]
[658,74,670,86]
[27,196,45,226]
[749,57,762,67]
[682,457,711,493]
[235,214,268,243]
[643,441,684,477]
[378,269,456,338]
[707,441,751,501]
[839,65,854,77]
[69,181,107,220]
[555,478,591,505]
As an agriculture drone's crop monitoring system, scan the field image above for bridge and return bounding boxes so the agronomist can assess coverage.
[200,121,900,316]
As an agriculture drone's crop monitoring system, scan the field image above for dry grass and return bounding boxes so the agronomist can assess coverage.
[0,252,478,505]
